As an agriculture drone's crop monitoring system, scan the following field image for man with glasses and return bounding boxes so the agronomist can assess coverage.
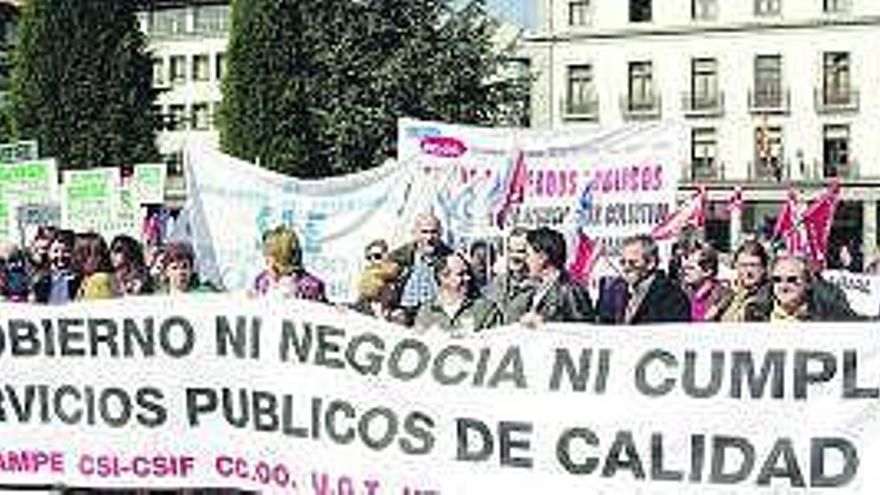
[597,234,690,324]
[485,227,534,324]
[390,212,452,322]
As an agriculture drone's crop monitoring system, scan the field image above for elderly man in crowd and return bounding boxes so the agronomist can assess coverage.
[390,212,453,320]
[485,227,534,325]
[597,234,690,324]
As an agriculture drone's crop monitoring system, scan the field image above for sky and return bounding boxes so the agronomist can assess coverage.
[486,0,533,28]
[487,0,534,27]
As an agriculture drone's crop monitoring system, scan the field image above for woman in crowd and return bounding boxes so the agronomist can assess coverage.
[0,244,30,302]
[351,259,407,324]
[252,226,327,301]
[414,252,502,336]
[682,243,731,322]
[111,234,154,296]
[32,229,80,304]
[73,232,120,300]
[158,242,217,294]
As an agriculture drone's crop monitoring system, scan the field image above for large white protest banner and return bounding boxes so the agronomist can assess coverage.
[183,145,418,300]
[823,270,880,317]
[0,296,878,493]
[398,119,685,253]
[185,121,685,301]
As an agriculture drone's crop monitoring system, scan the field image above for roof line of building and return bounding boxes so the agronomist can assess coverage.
[525,15,880,43]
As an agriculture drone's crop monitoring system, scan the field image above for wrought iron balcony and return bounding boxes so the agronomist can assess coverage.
[682,92,724,118]
[620,92,661,120]
[748,88,790,114]
[814,86,859,114]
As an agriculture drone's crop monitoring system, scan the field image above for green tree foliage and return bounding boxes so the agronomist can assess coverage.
[220,0,528,177]
[10,0,158,169]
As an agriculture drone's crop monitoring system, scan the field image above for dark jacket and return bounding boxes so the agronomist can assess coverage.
[414,296,503,334]
[32,271,82,304]
[529,274,595,323]
[714,282,773,322]
[597,272,690,324]
[389,241,453,277]
[746,277,863,322]
[485,272,534,325]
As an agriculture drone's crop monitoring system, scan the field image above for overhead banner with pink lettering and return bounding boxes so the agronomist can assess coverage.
[398,119,686,253]
[1,296,880,493]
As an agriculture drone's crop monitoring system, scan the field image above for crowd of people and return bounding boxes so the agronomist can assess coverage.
[0,212,869,332]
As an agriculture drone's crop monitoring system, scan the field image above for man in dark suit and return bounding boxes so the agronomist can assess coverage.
[597,234,690,324]
[519,227,595,325]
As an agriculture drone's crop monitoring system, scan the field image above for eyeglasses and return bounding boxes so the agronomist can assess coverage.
[772,275,803,285]
[366,252,384,262]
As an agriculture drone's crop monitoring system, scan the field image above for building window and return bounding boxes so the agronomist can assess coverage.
[691,58,718,109]
[755,0,781,16]
[629,0,652,22]
[566,65,596,115]
[191,103,210,131]
[755,125,783,180]
[150,8,187,36]
[151,58,165,87]
[823,52,850,104]
[692,0,718,20]
[823,125,850,178]
[824,0,850,13]
[753,55,782,107]
[168,104,186,131]
[194,4,230,34]
[691,128,718,179]
[169,55,186,84]
[628,61,654,109]
[569,1,591,26]
[192,54,210,82]
[216,53,226,80]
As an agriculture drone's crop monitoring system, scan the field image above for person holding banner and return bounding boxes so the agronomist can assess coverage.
[351,259,407,324]
[485,227,534,324]
[252,226,327,302]
[715,240,773,322]
[391,212,452,319]
[158,242,218,294]
[682,243,731,322]
[73,232,121,300]
[32,229,81,304]
[597,234,690,324]
[519,227,594,326]
[110,234,154,296]
[414,252,502,335]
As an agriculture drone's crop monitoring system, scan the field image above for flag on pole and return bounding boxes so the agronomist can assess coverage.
[772,188,808,257]
[726,186,744,214]
[802,179,841,269]
[651,186,707,241]
[494,151,528,228]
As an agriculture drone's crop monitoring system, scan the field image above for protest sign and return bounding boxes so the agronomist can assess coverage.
[13,203,61,247]
[132,163,167,205]
[61,168,121,235]
[397,119,685,255]
[184,145,417,300]
[0,140,39,164]
[823,270,880,317]
[0,160,58,243]
[0,296,878,493]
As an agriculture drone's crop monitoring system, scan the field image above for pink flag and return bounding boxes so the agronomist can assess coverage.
[651,186,706,241]
[773,188,808,256]
[495,151,529,228]
[802,180,841,269]
[568,231,603,283]
[726,186,744,214]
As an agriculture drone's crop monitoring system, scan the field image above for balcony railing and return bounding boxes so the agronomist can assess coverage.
[684,160,725,182]
[814,87,859,114]
[818,160,859,180]
[748,88,790,114]
[682,92,724,118]
[620,93,661,120]
[749,158,790,182]
[561,96,599,121]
